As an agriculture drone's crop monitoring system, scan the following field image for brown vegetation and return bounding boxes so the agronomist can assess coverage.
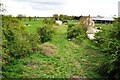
[39,43,57,56]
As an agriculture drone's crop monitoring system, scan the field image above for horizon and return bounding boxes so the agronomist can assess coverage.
[1,0,119,17]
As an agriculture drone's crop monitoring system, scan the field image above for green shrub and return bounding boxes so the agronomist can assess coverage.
[67,24,87,41]
[94,18,120,79]
[37,18,55,43]
[2,15,40,65]
[23,33,41,53]
[43,18,55,24]
[37,24,54,43]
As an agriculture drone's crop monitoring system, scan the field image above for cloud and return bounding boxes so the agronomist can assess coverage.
[1,0,119,17]
[12,0,65,5]
[62,0,118,17]
[13,0,65,12]
[1,0,66,16]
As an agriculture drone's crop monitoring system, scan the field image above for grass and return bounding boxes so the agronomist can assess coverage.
[20,19,44,33]
[68,20,79,24]
[3,20,108,78]
[95,24,112,29]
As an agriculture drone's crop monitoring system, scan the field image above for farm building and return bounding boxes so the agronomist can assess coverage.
[79,15,115,24]
[92,17,114,24]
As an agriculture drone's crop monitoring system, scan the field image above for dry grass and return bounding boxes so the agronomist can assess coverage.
[39,43,57,56]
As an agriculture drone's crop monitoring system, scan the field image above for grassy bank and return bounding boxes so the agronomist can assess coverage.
[3,20,108,78]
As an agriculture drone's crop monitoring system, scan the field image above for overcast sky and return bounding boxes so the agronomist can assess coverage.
[1,0,119,17]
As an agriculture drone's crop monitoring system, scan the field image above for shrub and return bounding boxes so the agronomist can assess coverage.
[2,15,40,65]
[37,23,54,43]
[23,33,41,53]
[94,18,120,79]
[43,18,55,24]
[67,24,87,41]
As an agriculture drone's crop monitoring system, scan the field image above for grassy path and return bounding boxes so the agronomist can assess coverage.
[50,26,86,77]
[3,25,106,78]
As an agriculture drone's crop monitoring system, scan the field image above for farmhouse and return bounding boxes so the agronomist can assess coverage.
[92,16,114,24]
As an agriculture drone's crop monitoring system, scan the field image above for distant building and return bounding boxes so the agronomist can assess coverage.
[92,17,114,24]
[79,16,115,24]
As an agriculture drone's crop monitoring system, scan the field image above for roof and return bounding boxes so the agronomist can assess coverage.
[92,17,114,21]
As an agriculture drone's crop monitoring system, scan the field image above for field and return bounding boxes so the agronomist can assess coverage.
[21,19,44,33]
[2,19,109,78]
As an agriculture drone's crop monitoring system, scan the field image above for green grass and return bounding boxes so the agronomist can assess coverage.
[95,24,112,29]
[20,19,44,33]
[3,20,108,78]
[68,20,79,24]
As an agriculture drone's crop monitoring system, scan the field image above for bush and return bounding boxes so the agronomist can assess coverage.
[94,18,120,79]
[43,18,55,24]
[24,33,41,52]
[37,23,54,43]
[67,24,87,41]
[37,18,55,43]
[2,15,40,65]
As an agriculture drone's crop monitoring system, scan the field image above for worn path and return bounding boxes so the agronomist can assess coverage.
[3,25,106,78]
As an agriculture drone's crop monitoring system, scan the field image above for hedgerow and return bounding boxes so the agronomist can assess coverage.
[2,15,40,65]
[94,18,120,79]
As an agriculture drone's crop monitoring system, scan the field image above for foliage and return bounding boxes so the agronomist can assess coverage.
[2,15,40,65]
[28,16,32,21]
[79,17,87,27]
[2,25,106,78]
[43,18,55,24]
[59,14,73,21]
[53,14,59,20]
[0,3,6,12]
[2,16,109,78]
[16,14,24,21]
[37,25,54,43]
[59,14,64,21]
[94,18,120,79]
[37,19,55,43]
[67,24,87,41]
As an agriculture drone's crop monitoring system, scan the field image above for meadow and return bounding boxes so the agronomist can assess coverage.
[2,18,109,78]
[21,19,44,33]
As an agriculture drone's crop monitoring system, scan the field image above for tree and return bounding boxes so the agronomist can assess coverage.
[59,14,64,21]
[17,14,24,21]
[0,3,6,14]
[53,14,59,20]
[28,16,32,21]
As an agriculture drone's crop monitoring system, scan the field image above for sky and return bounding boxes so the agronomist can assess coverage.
[1,0,120,17]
